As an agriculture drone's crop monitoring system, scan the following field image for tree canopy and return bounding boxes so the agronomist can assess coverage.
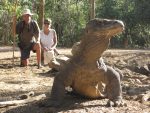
[0,0,150,48]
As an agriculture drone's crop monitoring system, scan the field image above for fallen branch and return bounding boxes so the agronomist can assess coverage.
[0,94,46,108]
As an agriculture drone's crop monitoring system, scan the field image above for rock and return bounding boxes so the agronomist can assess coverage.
[141,92,150,103]
[133,64,150,76]
[139,65,150,76]
[127,88,137,95]
[148,64,150,70]
[135,79,142,84]
[17,91,35,100]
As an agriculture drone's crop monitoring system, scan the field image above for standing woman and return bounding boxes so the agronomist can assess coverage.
[40,18,58,69]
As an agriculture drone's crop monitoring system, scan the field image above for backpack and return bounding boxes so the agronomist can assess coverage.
[16,20,37,49]
[16,20,37,35]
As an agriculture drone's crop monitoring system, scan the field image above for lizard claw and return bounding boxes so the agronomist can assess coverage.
[106,99,126,107]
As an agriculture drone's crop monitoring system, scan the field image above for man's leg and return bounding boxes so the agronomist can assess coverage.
[21,59,29,66]
[33,43,41,68]
[20,49,30,67]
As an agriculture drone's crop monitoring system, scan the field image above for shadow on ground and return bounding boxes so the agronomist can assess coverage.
[4,94,107,113]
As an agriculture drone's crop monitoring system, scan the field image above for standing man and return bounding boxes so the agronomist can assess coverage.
[16,9,41,68]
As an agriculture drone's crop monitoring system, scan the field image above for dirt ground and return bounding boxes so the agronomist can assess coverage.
[0,46,150,113]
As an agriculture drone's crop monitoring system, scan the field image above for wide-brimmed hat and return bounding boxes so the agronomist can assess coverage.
[22,9,33,16]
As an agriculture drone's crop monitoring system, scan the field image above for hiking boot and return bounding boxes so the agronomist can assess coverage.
[20,62,27,67]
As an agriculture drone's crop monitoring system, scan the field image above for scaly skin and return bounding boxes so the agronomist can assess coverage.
[48,18,124,107]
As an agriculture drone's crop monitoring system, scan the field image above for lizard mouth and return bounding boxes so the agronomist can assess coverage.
[100,20,124,37]
[86,19,125,38]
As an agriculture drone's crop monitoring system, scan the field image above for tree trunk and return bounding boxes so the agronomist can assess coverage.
[89,0,95,20]
[38,0,45,29]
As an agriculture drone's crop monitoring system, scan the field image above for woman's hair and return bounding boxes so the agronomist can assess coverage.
[44,18,52,25]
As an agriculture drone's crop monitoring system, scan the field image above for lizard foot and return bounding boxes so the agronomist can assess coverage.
[106,99,126,107]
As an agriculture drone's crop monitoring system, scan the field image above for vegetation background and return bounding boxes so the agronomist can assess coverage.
[0,0,150,49]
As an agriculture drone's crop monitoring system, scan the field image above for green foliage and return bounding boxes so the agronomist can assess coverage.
[0,0,15,45]
[0,0,149,48]
[134,0,150,24]
[44,0,89,47]
[95,0,150,48]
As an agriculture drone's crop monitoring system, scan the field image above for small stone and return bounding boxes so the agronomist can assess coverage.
[135,79,142,84]
[124,102,127,107]
[127,88,137,95]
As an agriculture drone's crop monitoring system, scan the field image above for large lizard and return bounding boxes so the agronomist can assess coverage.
[46,18,124,107]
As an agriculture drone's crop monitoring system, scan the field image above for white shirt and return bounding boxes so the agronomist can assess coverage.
[40,29,55,49]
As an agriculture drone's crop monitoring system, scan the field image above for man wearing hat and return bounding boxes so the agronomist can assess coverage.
[16,9,41,68]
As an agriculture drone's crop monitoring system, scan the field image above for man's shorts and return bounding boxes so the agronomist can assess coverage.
[19,42,36,60]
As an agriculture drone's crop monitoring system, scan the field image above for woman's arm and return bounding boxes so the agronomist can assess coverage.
[51,29,58,49]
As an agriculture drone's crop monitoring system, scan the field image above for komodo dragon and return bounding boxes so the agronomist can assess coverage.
[46,18,125,107]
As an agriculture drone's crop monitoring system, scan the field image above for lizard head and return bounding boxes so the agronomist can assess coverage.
[75,18,124,62]
[85,18,124,37]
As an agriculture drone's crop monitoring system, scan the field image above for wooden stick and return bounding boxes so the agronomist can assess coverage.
[12,0,18,67]
[0,94,46,108]
[12,15,16,67]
